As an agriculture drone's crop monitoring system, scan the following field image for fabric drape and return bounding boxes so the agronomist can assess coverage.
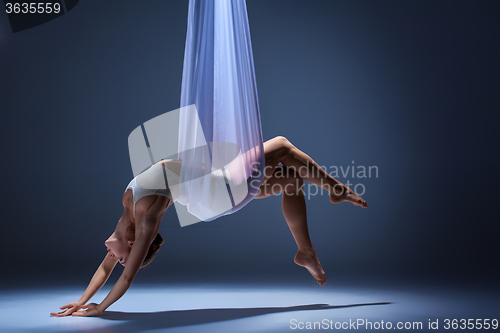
[177,0,265,222]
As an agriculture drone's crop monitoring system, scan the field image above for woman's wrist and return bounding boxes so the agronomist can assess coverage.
[77,299,86,306]
[97,303,106,314]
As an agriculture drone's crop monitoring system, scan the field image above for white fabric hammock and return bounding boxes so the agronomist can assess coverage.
[176,0,265,223]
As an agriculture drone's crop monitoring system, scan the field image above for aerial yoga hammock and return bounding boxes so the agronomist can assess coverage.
[176,0,265,222]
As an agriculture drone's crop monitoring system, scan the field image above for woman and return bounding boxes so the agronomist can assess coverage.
[50,135,367,317]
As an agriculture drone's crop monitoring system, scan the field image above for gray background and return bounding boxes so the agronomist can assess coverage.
[0,0,498,289]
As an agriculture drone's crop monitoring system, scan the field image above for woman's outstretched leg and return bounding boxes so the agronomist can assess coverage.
[246,135,366,286]
[255,165,326,286]
[261,136,367,208]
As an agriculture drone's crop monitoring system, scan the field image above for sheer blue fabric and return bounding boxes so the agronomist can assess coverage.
[178,0,265,222]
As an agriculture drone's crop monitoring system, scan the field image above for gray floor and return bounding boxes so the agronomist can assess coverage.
[1,281,498,333]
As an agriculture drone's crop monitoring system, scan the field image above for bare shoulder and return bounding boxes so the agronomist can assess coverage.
[122,189,134,210]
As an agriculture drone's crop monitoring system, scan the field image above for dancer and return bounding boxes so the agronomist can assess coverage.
[50,135,367,317]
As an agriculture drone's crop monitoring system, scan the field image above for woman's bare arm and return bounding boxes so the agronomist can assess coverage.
[50,252,118,317]
[78,252,118,304]
[95,221,157,313]
[72,196,168,317]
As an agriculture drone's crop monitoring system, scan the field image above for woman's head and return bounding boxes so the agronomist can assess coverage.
[105,216,164,268]
[104,224,134,266]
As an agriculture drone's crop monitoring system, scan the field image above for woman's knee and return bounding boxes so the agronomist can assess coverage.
[275,136,294,159]
[273,135,292,148]
[274,136,297,166]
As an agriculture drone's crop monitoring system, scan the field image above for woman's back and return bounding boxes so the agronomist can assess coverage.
[125,159,181,218]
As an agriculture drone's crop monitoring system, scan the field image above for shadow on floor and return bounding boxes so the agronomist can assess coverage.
[80,302,392,332]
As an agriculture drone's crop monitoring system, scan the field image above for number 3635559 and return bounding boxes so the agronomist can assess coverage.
[6,2,61,14]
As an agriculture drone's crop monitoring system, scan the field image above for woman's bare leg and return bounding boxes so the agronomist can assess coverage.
[255,165,326,286]
[261,136,367,208]
[252,135,367,286]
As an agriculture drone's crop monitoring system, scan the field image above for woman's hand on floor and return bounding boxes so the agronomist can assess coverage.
[71,303,103,317]
[50,301,83,317]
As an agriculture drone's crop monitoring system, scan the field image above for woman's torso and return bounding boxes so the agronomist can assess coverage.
[123,159,182,220]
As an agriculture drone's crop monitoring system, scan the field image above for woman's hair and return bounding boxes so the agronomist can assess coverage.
[140,233,164,269]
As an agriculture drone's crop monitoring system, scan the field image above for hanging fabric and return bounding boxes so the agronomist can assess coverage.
[176,0,265,222]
